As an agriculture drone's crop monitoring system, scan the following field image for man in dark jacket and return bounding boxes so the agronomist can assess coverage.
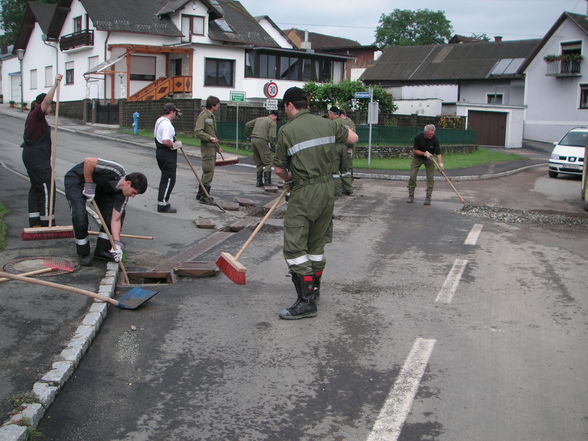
[407,124,443,205]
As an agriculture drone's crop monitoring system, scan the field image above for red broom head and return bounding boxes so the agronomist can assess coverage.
[216,252,246,285]
[43,258,76,272]
[20,230,74,241]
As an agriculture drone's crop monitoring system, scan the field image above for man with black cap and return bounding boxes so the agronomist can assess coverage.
[21,74,62,227]
[244,110,279,187]
[274,87,358,320]
[154,102,182,213]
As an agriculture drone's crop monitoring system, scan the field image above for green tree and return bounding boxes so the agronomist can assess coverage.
[374,9,453,48]
[303,80,397,114]
[469,33,490,42]
[0,0,57,46]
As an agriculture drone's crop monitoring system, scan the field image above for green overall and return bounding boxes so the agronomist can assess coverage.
[274,110,349,276]
[339,117,356,195]
[246,116,276,173]
[194,108,217,186]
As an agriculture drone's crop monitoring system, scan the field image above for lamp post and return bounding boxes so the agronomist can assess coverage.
[16,48,25,112]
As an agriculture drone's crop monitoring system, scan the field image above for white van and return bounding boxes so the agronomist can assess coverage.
[548,128,587,178]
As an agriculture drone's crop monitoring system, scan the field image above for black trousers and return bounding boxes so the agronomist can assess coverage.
[64,176,121,257]
[22,147,54,227]
[156,146,177,207]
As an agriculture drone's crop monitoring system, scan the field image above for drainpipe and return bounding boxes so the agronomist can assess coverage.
[42,34,59,76]
[104,31,111,101]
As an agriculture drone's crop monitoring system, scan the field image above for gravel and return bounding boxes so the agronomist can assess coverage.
[459,203,588,226]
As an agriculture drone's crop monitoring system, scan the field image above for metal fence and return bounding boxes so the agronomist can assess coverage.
[216,122,477,145]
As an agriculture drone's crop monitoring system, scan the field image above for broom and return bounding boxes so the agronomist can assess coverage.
[216,187,287,284]
[21,227,153,241]
[215,150,239,166]
[431,157,466,204]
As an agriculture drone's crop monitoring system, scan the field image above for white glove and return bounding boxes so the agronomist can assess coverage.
[109,240,123,263]
[171,140,183,150]
[424,151,433,159]
[438,162,444,169]
[82,182,96,201]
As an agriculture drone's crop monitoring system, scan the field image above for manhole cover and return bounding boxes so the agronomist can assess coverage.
[2,256,78,276]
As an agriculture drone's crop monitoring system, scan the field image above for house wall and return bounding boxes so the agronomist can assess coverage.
[1,57,19,102]
[524,19,588,143]
[393,99,442,116]
[257,18,293,49]
[388,84,458,101]
[459,80,524,106]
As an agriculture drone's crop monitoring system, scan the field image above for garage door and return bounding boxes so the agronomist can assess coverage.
[467,110,507,146]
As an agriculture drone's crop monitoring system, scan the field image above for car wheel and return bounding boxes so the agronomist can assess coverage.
[548,170,558,178]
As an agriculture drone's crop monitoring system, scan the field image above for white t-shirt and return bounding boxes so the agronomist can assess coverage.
[154,116,175,144]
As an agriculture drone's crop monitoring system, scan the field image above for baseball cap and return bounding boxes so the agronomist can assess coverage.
[35,93,47,104]
[329,106,340,115]
[269,110,280,120]
[281,87,307,106]
[163,102,182,117]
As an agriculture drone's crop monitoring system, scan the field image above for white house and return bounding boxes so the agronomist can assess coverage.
[520,12,588,143]
[360,37,540,147]
[3,0,347,106]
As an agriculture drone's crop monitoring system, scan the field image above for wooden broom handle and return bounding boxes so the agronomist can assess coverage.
[234,187,288,260]
[48,81,60,228]
[0,271,119,306]
[179,147,209,197]
[431,157,465,201]
[91,200,130,284]
[0,267,53,283]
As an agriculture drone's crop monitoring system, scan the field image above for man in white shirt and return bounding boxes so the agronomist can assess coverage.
[154,103,182,213]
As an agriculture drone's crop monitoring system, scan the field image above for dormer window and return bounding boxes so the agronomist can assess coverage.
[215,19,233,33]
[181,15,205,40]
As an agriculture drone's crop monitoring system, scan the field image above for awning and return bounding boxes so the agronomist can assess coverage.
[84,52,128,78]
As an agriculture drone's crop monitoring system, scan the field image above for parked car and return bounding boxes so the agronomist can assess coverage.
[548,127,587,178]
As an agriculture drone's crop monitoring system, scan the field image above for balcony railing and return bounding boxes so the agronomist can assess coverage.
[59,29,94,52]
[545,59,582,77]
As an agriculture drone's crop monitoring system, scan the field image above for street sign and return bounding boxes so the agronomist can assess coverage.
[263,81,279,98]
[230,90,246,102]
[265,99,278,110]
[354,91,370,99]
[368,101,379,124]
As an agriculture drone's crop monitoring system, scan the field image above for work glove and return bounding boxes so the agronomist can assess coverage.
[172,140,183,150]
[109,240,123,263]
[438,162,444,169]
[82,182,96,201]
[424,151,433,159]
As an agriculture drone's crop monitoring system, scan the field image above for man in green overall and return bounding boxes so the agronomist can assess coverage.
[245,110,278,187]
[194,96,221,205]
[407,124,443,205]
[274,87,359,320]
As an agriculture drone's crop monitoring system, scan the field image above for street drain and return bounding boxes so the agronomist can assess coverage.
[2,256,78,276]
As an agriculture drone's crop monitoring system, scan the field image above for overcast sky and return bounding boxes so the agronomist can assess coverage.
[240,0,588,45]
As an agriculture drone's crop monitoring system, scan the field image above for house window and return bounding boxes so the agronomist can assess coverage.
[130,56,156,81]
[204,58,234,87]
[245,50,335,82]
[44,66,53,87]
[65,61,74,85]
[30,69,37,89]
[487,94,503,104]
[73,16,82,33]
[581,84,588,109]
[245,52,255,77]
[258,53,277,79]
[181,15,205,40]
[319,60,332,82]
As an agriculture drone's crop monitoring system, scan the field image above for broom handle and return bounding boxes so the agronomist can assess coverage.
[234,188,288,260]
[88,231,153,240]
[91,200,130,284]
[431,157,465,202]
[179,147,210,197]
[48,81,60,228]
[0,267,53,283]
[0,271,119,306]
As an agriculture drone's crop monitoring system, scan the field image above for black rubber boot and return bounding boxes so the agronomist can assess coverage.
[196,186,203,201]
[279,273,317,320]
[200,185,215,205]
[424,190,432,206]
[406,188,415,203]
[263,171,272,186]
[313,270,323,301]
[256,172,264,187]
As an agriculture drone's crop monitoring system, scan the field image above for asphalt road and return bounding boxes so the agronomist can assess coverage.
[0,114,587,441]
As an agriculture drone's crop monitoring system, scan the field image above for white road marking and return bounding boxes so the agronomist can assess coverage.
[464,223,483,245]
[367,338,436,441]
[435,259,468,304]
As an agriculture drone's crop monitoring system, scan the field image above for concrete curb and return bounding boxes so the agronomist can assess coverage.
[0,262,120,440]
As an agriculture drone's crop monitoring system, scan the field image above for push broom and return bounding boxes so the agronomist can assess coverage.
[179,146,226,213]
[431,157,466,204]
[216,187,288,284]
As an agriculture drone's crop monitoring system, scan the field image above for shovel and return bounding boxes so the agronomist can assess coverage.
[0,271,158,310]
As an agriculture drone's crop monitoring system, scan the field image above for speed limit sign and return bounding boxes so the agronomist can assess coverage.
[263,81,279,98]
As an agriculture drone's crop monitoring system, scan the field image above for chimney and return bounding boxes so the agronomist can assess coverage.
[301,30,311,50]
[494,36,503,43]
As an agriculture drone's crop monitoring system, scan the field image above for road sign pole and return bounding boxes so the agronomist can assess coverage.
[368,87,373,167]
[236,103,239,153]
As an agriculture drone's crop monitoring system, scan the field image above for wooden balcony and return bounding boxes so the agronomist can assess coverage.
[59,30,94,52]
[128,76,192,101]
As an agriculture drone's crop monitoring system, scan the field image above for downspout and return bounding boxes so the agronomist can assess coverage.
[42,35,59,76]
[104,31,111,101]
